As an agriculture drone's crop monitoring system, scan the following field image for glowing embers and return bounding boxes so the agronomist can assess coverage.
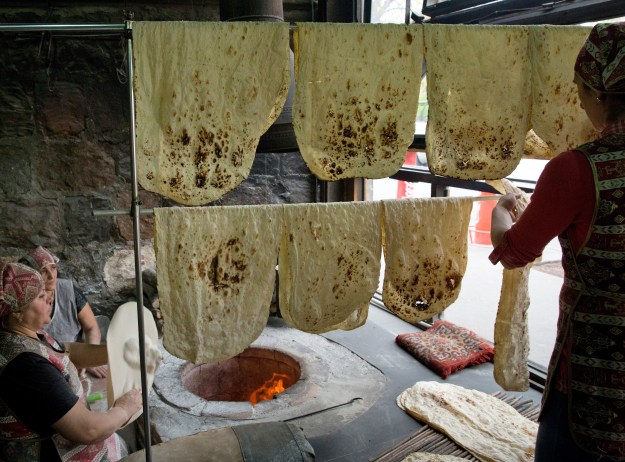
[181,348,300,404]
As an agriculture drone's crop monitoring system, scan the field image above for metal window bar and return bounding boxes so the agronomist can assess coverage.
[0,22,153,462]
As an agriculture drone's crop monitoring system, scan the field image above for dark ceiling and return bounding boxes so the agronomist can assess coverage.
[422,0,625,25]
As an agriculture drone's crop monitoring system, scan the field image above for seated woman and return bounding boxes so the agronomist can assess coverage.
[20,246,108,378]
[0,262,142,462]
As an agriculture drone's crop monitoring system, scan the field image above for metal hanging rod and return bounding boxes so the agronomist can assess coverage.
[92,195,505,219]
[0,24,126,33]
[93,208,154,217]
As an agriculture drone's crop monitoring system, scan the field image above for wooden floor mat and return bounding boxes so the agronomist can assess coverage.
[371,391,540,462]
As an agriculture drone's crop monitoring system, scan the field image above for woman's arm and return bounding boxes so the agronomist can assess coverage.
[76,303,108,378]
[77,303,101,345]
[52,388,142,444]
[65,342,107,369]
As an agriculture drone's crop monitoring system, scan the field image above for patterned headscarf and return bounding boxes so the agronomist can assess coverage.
[25,246,59,272]
[574,22,625,93]
[0,263,45,318]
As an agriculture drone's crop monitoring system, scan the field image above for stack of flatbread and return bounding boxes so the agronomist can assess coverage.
[293,22,423,180]
[397,382,538,462]
[133,21,291,205]
[529,25,595,156]
[382,197,473,324]
[279,201,382,333]
[402,454,466,462]
[424,24,531,180]
[154,205,282,363]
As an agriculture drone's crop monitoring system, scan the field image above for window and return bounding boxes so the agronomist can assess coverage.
[365,0,625,377]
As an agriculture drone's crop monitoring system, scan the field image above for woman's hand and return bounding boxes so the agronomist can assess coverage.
[86,365,108,379]
[113,388,143,424]
[491,193,523,247]
[496,193,523,221]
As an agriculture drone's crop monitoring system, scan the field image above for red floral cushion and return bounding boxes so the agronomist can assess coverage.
[396,320,494,379]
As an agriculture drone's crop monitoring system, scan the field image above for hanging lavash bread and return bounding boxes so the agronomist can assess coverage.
[381,197,473,324]
[523,129,555,160]
[292,22,423,180]
[279,201,382,333]
[154,205,281,363]
[424,24,531,180]
[529,25,595,156]
[132,21,290,205]
[397,382,537,462]
[487,179,532,391]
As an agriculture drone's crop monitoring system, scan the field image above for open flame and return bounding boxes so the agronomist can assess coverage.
[249,373,289,405]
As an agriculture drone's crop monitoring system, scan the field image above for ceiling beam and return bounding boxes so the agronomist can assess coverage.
[427,0,625,25]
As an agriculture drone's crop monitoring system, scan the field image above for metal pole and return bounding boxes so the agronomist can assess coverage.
[406,0,411,24]
[0,24,125,32]
[125,20,153,462]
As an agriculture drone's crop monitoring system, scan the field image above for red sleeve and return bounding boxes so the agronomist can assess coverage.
[489,151,595,268]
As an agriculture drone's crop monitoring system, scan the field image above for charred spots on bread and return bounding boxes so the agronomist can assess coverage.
[180,129,191,146]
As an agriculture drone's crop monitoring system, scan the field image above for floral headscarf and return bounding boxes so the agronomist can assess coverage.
[0,263,45,318]
[574,22,625,93]
[25,246,59,272]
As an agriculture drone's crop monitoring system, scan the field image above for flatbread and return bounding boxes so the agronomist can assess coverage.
[402,453,467,462]
[424,24,531,180]
[133,21,290,205]
[293,22,423,180]
[529,25,595,156]
[397,382,537,462]
[487,179,532,391]
[382,197,473,324]
[154,205,282,363]
[523,129,554,160]
[278,201,382,333]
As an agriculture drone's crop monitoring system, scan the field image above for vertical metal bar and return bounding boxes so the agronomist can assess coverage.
[406,0,411,24]
[125,20,153,462]
[363,0,372,23]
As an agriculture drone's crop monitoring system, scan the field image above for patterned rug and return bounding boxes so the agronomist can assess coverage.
[371,391,540,462]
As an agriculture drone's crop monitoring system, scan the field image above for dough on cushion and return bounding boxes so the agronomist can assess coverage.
[293,22,423,180]
[424,24,531,180]
[279,201,382,333]
[133,21,290,205]
[154,205,281,363]
[382,197,473,324]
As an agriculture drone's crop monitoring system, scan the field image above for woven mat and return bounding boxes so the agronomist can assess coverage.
[371,391,540,462]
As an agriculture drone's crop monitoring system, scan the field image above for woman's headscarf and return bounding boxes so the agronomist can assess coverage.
[22,246,59,272]
[574,22,625,93]
[0,263,45,318]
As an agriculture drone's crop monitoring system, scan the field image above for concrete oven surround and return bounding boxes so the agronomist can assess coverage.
[149,317,387,442]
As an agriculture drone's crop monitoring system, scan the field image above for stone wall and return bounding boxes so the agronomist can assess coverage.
[0,1,317,316]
